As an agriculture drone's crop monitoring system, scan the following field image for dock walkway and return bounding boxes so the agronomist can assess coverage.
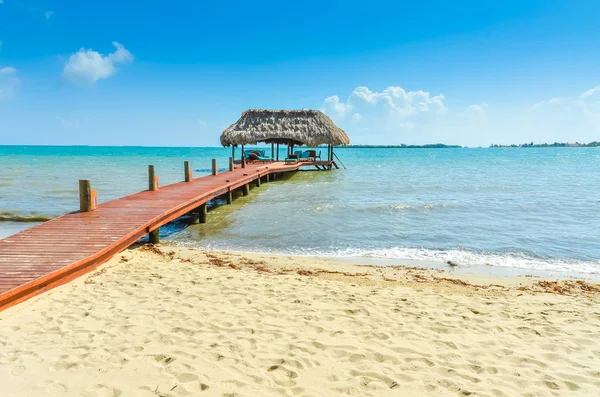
[0,160,332,311]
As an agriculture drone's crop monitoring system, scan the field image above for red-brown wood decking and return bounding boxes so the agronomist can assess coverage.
[0,161,332,311]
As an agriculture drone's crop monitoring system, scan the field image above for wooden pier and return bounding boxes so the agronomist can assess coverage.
[0,160,336,311]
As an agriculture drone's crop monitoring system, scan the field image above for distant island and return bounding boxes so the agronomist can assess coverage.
[341,144,462,149]
[490,141,600,148]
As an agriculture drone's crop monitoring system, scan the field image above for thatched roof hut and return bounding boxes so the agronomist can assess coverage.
[220,109,350,147]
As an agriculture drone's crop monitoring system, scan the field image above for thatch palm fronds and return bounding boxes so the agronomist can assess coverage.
[220,109,350,147]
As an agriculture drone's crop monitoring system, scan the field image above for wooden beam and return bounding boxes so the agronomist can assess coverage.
[78,180,97,212]
[149,229,159,244]
[148,165,158,191]
[212,159,218,175]
[229,157,234,171]
[184,161,192,182]
[198,203,207,224]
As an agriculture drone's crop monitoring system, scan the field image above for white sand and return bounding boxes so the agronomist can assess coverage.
[1,245,599,396]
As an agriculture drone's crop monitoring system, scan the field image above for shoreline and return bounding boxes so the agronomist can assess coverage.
[2,217,600,281]
[172,243,600,282]
[1,244,599,396]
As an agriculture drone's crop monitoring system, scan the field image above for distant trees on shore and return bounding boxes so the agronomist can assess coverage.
[490,141,600,148]
[342,144,462,149]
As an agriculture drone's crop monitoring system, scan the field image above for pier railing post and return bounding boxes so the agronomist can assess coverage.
[149,165,159,191]
[184,161,192,182]
[212,159,218,176]
[78,180,98,212]
[229,157,234,171]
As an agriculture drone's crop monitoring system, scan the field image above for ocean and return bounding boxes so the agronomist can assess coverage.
[1,145,599,278]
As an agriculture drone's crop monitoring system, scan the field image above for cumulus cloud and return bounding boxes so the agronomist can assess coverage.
[325,86,446,119]
[0,66,19,99]
[62,42,133,85]
[322,86,451,144]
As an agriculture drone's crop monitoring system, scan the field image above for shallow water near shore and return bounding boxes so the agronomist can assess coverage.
[1,145,599,278]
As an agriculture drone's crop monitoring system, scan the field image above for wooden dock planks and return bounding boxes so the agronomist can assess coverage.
[0,160,332,311]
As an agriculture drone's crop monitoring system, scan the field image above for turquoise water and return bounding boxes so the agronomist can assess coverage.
[1,146,599,276]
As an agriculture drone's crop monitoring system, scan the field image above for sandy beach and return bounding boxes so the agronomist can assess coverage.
[1,245,599,397]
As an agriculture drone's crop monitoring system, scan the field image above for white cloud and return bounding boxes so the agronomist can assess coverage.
[461,103,488,120]
[528,97,564,112]
[322,86,450,144]
[45,11,54,20]
[580,86,600,99]
[56,117,80,129]
[323,95,352,116]
[0,66,19,99]
[0,67,16,75]
[322,84,600,146]
[340,86,446,118]
[62,42,133,85]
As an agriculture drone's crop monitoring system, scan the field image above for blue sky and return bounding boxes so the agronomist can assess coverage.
[0,0,599,146]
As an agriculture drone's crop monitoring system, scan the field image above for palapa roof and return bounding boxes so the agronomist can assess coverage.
[220,109,350,147]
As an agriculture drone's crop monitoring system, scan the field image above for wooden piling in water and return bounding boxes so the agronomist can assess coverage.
[198,203,207,223]
[226,189,232,204]
[148,165,159,191]
[242,183,250,196]
[184,161,192,182]
[78,180,97,212]
[149,229,160,244]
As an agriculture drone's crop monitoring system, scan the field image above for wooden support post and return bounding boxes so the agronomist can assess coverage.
[276,143,280,161]
[184,161,192,182]
[242,183,249,196]
[78,180,98,212]
[229,157,234,171]
[148,165,159,191]
[231,146,235,163]
[149,229,160,244]
[271,143,275,160]
[271,173,276,181]
[241,144,246,168]
[226,189,232,204]
[256,176,261,187]
[198,203,207,224]
[212,159,218,175]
